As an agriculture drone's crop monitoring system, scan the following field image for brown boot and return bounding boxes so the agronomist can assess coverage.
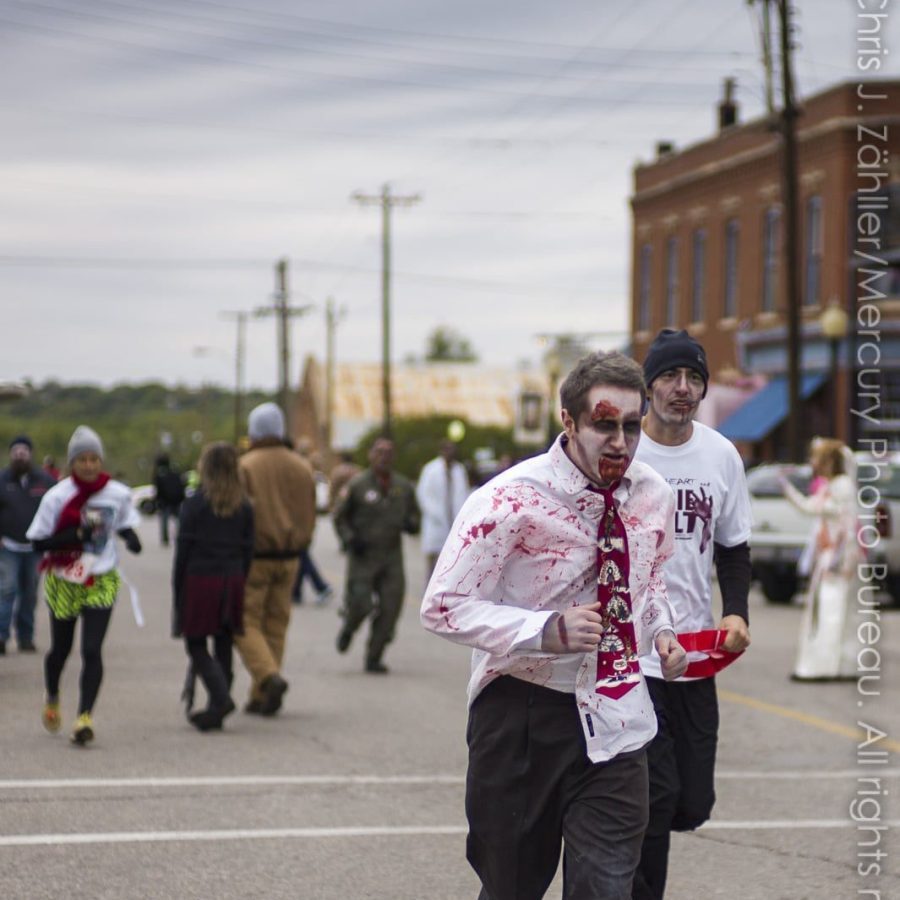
[260,674,289,716]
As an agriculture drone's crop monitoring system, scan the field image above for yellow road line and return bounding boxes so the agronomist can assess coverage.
[718,688,900,753]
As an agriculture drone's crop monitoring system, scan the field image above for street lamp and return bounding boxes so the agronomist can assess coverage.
[819,300,849,438]
[543,347,561,446]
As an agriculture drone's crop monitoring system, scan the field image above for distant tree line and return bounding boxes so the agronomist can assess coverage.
[353,415,539,484]
[0,382,543,487]
[0,381,274,485]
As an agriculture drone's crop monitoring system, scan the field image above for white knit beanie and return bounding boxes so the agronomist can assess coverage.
[67,425,104,463]
[247,403,285,442]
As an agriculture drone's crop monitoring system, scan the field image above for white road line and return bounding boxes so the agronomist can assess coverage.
[0,826,468,847]
[703,819,900,830]
[716,769,900,780]
[1,770,896,790]
[2,820,899,847]
[0,775,466,790]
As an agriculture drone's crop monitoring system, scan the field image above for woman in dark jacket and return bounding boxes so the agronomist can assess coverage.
[173,442,253,731]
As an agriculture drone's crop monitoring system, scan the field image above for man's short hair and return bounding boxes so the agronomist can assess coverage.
[559,351,646,422]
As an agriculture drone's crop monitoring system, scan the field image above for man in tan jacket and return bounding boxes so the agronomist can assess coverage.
[237,403,316,715]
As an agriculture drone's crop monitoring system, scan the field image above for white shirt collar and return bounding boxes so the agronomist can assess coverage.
[551,433,634,498]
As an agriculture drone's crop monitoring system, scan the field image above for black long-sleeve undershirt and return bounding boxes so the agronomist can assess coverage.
[32,526,141,554]
[713,541,751,625]
[31,526,84,553]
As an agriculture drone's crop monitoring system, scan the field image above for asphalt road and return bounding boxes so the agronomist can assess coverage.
[1,513,898,899]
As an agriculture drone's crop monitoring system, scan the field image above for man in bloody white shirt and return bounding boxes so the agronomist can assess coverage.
[421,351,688,900]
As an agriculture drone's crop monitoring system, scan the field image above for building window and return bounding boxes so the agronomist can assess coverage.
[804,195,823,306]
[665,236,678,325]
[691,228,706,323]
[637,243,652,331]
[723,218,739,318]
[761,207,780,313]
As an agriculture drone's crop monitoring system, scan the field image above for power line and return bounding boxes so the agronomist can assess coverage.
[15,0,751,86]
[0,1,758,105]
[3,174,610,217]
[0,254,605,298]
[78,0,762,63]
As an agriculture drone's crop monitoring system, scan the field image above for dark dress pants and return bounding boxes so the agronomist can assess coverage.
[467,676,649,900]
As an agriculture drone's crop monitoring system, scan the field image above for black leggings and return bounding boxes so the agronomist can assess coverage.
[185,633,234,708]
[45,607,113,715]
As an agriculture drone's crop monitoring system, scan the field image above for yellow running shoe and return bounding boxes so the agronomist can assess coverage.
[71,712,94,746]
[42,699,61,734]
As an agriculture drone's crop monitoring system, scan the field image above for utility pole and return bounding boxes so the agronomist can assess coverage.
[220,310,248,444]
[323,297,347,455]
[254,258,312,439]
[752,0,776,116]
[352,184,421,438]
[535,331,626,444]
[775,0,803,462]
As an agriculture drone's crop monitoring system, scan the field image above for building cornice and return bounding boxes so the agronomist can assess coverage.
[632,113,900,205]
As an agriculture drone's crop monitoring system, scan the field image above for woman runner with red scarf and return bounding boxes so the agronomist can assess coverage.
[26,425,141,745]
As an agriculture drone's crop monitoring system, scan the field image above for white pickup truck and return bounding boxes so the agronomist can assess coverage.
[747,455,900,606]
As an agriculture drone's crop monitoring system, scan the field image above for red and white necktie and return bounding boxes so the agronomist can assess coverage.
[594,487,641,699]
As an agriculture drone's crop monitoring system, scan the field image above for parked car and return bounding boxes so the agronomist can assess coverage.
[748,454,900,605]
[132,484,158,516]
[131,469,198,516]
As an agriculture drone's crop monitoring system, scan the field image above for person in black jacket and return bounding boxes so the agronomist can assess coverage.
[173,442,254,732]
[0,435,56,654]
[153,453,186,547]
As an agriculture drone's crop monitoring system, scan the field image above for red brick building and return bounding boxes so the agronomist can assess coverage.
[630,79,900,460]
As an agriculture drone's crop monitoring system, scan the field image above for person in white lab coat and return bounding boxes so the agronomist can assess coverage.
[416,440,470,583]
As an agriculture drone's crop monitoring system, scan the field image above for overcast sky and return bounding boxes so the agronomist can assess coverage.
[1,0,893,389]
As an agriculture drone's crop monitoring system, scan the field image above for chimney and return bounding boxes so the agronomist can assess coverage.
[718,77,738,130]
[655,141,675,158]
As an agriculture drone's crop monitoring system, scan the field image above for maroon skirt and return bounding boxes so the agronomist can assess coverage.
[180,572,245,638]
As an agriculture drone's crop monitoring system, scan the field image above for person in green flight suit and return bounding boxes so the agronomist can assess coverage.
[332,437,421,674]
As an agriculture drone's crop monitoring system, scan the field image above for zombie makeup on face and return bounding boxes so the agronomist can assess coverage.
[591,400,621,422]
[563,385,644,488]
[647,367,704,427]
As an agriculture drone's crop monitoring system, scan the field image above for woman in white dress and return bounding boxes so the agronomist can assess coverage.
[781,439,859,681]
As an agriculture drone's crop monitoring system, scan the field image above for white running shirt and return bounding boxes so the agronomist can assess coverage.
[634,422,752,680]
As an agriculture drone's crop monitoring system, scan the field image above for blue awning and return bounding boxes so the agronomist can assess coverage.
[717,373,827,442]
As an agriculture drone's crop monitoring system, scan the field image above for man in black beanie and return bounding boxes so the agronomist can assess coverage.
[0,435,56,654]
[632,329,753,900]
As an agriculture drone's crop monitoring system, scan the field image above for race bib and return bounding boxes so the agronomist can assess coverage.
[53,553,98,584]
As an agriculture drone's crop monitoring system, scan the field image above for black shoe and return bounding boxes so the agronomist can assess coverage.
[365,660,389,674]
[191,698,235,731]
[336,629,352,654]
[244,699,265,715]
[0,640,6,655]
[211,697,236,723]
[18,639,36,652]
[260,674,289,716]
[190,710,223,732]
